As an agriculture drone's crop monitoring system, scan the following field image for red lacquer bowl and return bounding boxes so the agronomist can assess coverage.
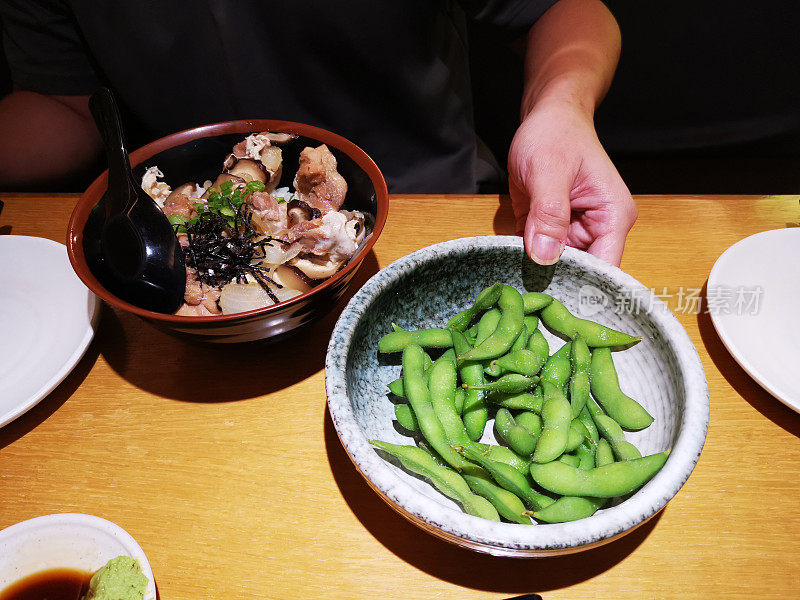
[67,120,388,343]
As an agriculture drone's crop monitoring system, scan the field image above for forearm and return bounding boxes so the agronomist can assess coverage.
[0,90,102,189]
[522,0,621,118]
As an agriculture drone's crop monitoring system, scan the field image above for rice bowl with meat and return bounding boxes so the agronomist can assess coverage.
[141,132,369,316]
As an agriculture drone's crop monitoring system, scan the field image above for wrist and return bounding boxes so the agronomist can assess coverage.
[521,72,601,120]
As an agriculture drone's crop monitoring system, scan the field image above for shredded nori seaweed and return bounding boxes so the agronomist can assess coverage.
[181,199,283,303]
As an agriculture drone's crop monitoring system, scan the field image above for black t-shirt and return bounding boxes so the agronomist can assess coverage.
[0,0,557,193]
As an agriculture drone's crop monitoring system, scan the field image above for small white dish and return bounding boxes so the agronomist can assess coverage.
[0,236,100,428]
[0,513,156,599]
[708,228,800,411]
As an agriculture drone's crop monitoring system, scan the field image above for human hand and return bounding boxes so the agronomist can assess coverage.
[508,98,637,266]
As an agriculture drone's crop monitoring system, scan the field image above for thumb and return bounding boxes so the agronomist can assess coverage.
[523,176,571,266]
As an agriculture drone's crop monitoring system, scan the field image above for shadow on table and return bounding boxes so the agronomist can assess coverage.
[324,409,660,593]
[0,339,100,450]
[697,281,800,438]
[492,195,517,236]
[97,251,381,402]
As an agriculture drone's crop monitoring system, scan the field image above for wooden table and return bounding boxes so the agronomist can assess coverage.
[1,193,799,599]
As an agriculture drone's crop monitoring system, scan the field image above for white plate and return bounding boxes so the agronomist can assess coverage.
[0,513,156,599]
[0,236,100,427]
[708,228,800,411]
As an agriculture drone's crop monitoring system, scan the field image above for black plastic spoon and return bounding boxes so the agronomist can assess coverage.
[83,88,186,313]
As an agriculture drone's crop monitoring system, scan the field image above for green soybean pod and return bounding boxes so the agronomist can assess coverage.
[539,355,571,392]
[465,323,478,345]
[568,335,591,418]
[494,409,536,457]
[532,496,606,523]
[574,441,596,470]
[558,453,581,468]
[378,327,454,353]
[483,445,531,475]
[474,308,502,346]
[370,441,500,521]
[590,348,654,430]
[452,330,488,441]
[593,413,642,461]
[387,377,405,397]
[487,386,544,413]
[527,328,550,361]
[578,405,600,444]
[402,344,468,471]
[532,382,572,464]
[522,291,554,314]
[458,285,525,362]
[524,315,539,333]
[515,411,542,440]
[465,373,539,394]
[428,358,487,477]
[446,283,504,332]
[539,298,641,347]
[492,348,547,377]
[458,445,554,511]
[394,403,419,431]
[529,450,670,498]
[595,438,615,467]
[564,423,585,453]
[509,323,530,353]
[463,473,532,525]
[454,387,466,415]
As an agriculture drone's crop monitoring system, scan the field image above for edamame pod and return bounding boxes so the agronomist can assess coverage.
[558,453,581,468]
[578,405,600,444]
[452,330,488,441]
[387,377,405,397]
[394,403,418,431]
[574,440,596,470]
[590,348,654,430]
[593,412,642,461]
[474,308,502,346]
[530,450,670,498]
[540,354,571,392]
[532,382,572,463]
[522,291,553,314]
[463,474,532,525]
[539,298,641,347]
[531,496,606,523]
[457,445,554,511]
[515,411,542,440]
[402,344,468,470]
[458,285,525,362]
[486,387,544,413]
[465,373,539,394]
[378,327,453,353]
[568,335,591,418]
[595,438,615,467]
[428,358,487,477]
[446,283,504,332]
[494,408,537,456]
[454,387,466,415]
[526,328,550,367]
[564,422,585,453]
[370,441,500,520]
[491,348,547,377]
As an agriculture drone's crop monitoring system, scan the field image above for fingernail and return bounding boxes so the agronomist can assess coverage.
[531,234,563,265]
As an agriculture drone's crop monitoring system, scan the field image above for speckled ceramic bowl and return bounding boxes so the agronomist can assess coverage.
[325,236,709,557]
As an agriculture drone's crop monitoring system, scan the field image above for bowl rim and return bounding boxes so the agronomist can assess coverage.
[325,235,710,554]
[66,119,389,322]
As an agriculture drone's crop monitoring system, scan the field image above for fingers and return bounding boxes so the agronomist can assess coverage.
[586,195,638,266]
[523,174,572,266]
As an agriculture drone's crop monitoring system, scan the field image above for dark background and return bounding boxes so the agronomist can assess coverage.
[2,1,799,194]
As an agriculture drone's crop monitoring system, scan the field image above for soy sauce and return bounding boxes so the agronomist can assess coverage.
[0,568,91,600]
